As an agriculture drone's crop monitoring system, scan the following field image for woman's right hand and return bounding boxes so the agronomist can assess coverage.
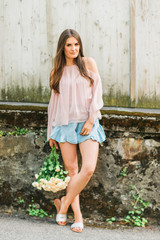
[49,139,59,149]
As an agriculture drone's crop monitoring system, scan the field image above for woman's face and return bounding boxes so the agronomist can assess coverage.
[64,37,80,61]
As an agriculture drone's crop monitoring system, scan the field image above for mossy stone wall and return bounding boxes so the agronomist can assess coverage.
[0,109,160,224]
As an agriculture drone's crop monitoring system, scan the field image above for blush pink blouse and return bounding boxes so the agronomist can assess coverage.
[47,65,103,141]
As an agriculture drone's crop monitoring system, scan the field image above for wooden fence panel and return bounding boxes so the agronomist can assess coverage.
[134,0,160,108]
[0,0,160,108]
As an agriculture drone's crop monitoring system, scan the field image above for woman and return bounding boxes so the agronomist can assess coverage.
[47,29,106,233]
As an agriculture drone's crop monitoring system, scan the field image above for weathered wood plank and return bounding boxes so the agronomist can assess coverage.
[130,0,136,103]
[0,0,160,108]
[135,0,160,107]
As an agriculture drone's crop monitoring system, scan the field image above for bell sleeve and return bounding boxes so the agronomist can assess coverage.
[47,90,55,141]
[88,71,103,124]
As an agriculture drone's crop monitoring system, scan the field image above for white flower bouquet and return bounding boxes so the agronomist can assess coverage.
[32,146,70,193]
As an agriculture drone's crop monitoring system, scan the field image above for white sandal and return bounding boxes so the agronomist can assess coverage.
[56,214,67,225]
[71,222,84,232]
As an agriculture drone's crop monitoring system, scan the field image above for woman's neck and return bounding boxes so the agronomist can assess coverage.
[65,59,75,66]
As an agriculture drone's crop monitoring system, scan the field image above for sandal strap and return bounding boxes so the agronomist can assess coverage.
[56,214,67,222]
[71,222,84,230]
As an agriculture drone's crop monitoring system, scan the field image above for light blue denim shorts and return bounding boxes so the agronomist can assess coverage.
[50,119,106,144]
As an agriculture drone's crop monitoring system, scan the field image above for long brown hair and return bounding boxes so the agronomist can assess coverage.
[50,29,94,93]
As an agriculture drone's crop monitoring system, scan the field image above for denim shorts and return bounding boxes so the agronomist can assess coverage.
[50,119,106,144]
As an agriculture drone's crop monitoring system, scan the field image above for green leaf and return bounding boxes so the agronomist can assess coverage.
[49,166,53,171]
[133,206,138,210]
[128,211,134,215]
[142,218,148,223]
[135,222,141,227]
[135,210,141,214]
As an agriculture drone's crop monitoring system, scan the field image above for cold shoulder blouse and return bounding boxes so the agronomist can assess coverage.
[47,64,103,141]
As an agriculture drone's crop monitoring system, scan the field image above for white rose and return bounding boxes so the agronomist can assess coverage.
[57,182,65,189]
[50,177,55,183]
[55,166,60,172]
[32,182,38,187]
[40,179,45,183]
[35,174,39,179]
[43,179,48,184]
[55,178,61,184]
[43,186,50,191]
[65,176,70,184]
[52,186,59,192]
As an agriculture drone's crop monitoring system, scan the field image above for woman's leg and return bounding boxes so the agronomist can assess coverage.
[56,142,82,224]
[67,184,82,223]
[58,139,99,215]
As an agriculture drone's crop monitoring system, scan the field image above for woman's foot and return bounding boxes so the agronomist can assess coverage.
[72,213,83,232]
[71,222,84,233]
[54,198,67,226]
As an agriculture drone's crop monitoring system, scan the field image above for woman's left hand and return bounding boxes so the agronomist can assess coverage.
[80,119,93,136]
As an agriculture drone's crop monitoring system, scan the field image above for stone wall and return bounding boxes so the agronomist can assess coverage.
[0,109,160,224]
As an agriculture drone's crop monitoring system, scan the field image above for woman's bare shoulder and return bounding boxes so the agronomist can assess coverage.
[82,57,99,74]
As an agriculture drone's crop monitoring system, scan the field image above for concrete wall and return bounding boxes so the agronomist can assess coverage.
[0,0,160,108]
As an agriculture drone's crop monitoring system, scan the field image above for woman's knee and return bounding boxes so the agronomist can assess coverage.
[66,164,78,177]
[82,165,95,178]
